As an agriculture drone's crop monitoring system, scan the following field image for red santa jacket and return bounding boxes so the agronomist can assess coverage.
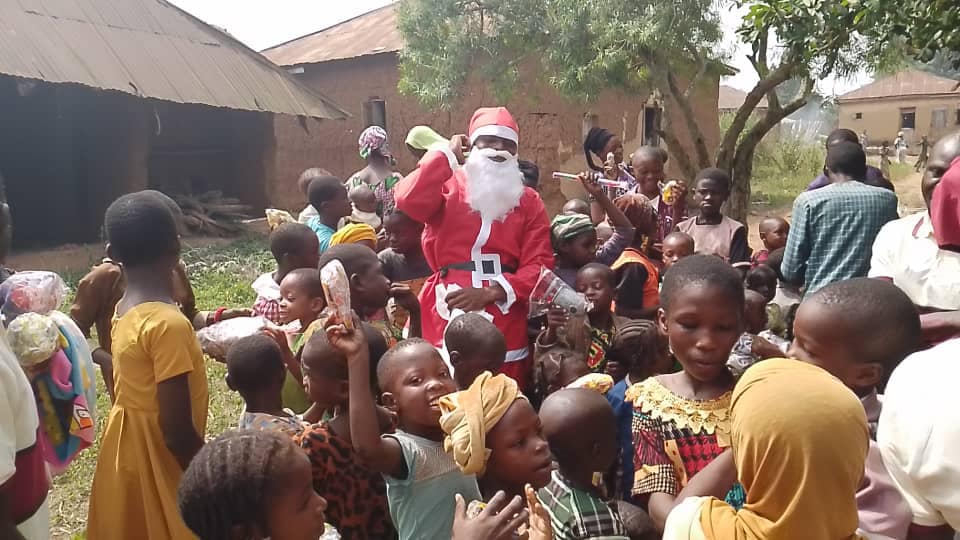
[395,149,554,361]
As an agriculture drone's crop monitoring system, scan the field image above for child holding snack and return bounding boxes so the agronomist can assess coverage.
[318,244,421,347]
[627,255,746,532]
[439,371,553,499]
[296,328,397,539]
[273,268,327,413]
[226,334,305,435]
[330,317,480,540]
[537,263,628,375]
[444,313,507,389]
[252,222,321,325]
[178,429,329,540]
[538,388,628,539]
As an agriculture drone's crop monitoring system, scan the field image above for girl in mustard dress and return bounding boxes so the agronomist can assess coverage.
[87,192,208,539]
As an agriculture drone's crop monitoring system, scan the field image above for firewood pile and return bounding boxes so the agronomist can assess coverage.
[173,191,251,237]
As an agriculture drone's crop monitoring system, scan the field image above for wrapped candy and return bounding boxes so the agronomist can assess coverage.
[0,271,68,322]
[566,373,615,395]
[265,209,297,231]
[320,260,353,330]
[196,316,271,360]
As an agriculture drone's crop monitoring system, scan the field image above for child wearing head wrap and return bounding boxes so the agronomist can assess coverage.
[347,126,402,217]
[440,371,554,500]
[329,223,378,250]
[661,359,871,540]
[552,175,635,287]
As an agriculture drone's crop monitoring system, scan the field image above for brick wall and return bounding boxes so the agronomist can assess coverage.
[269,53,721,216]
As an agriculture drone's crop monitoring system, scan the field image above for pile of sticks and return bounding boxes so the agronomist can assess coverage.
[173,191,251,237]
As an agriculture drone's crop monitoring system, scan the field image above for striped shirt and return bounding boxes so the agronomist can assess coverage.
[782,181,899,296]
[539,470,628,540]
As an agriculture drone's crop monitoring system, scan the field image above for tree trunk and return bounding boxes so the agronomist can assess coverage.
[727,147,756,223]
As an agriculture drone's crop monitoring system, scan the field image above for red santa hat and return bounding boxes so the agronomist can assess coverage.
[468,107,519,146]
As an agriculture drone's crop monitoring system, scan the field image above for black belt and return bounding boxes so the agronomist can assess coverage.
[439,261,516,278]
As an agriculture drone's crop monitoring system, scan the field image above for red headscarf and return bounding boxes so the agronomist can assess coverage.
[930,156,960,252]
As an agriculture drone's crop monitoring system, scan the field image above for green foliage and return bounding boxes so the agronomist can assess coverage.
[737,0,868,80]
[854,0,960,68]
[396,0,723,107]
[750,132,825,209]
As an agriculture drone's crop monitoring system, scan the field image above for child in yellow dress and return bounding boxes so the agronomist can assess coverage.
[86,191,208,539]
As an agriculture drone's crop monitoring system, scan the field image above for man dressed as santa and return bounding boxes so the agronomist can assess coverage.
[395,107,554,389]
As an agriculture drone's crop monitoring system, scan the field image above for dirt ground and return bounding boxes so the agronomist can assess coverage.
[6,219,269,276]
[746,169,925,249]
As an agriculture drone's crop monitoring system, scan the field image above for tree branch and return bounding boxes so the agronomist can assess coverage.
[683,51,709,100]
[660,65,712,169]
[657,128,697,181]
[716,59,796,169]
[732,76,814,173]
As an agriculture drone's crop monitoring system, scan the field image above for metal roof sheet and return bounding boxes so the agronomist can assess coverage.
[838,69,960,103]
[261,3,402,66]
[0,0,349,118]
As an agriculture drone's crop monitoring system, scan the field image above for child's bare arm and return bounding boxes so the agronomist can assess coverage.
[329,320,405,477]
[648,449,736,531]
[157,374,204,470]
[581,174,632,231]
[390,283,422,339]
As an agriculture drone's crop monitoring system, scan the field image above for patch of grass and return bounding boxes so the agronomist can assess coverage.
[750,136,826,210]
[48,235,272,539]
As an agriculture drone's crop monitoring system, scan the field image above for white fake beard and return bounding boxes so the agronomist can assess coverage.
[464,147,525,222]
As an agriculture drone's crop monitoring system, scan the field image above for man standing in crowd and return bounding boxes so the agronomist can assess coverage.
[783,141,899,296]
[395,107,553,389]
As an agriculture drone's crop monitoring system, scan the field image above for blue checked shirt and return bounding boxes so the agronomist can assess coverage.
[783,181,899,296]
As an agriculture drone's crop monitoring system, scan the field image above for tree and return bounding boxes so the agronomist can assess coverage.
[397,0,867,221]
[854,0,960,70]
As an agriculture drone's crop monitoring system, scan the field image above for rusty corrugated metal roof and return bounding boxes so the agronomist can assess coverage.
[262,3,402,67]
[718,85,767,111]
[838,69,960,103]
[0,0,349,118]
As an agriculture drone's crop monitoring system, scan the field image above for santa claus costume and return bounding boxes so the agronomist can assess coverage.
[394,107,554,390]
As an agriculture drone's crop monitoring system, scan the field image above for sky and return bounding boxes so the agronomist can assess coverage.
[171,0,871,97]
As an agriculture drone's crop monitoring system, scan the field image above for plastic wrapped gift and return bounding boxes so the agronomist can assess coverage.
[528,266,593,318]
[196,316,270,360]
[7,312,62,367]
[0,271,68,322]
[320,260,353,330]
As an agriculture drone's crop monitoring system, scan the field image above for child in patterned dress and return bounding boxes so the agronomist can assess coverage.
[626,255,746,533]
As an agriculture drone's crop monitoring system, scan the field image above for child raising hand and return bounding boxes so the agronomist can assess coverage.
[327,317,480,540]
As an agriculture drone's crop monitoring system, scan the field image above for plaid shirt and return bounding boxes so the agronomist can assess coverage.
[539,470,628,540]
[782,182,899,296]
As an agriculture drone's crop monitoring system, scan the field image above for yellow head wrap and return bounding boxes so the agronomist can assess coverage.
[699,359,868,540]
[439,371,523,476]
[330,223,377,247]
[405,126,448,152]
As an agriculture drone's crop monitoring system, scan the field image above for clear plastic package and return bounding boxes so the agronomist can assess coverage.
[528,267,593,318]
[320,260,353,330]
[196,316,270,360]
[7,312,61,367]
[0,271,68,322]
[265,208,296,231]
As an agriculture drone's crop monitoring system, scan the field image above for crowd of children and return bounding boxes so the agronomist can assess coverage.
[8,121,960,540]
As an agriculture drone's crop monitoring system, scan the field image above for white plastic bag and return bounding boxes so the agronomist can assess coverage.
[196,316,270,361]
